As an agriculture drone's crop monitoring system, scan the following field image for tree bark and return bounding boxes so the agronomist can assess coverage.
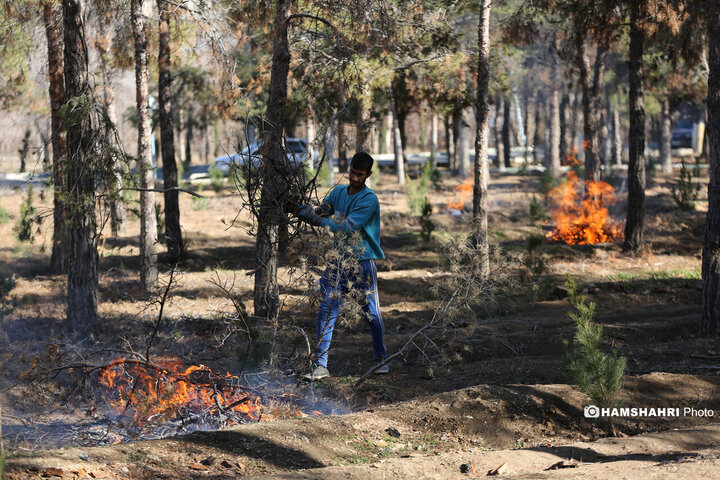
[702,0,720,336]
[62,0,98,325]
[389,88,405,184]
[306,117,316,171]
[131,0,158,290]
[533,94,542,164]
[612,101,622,166]
[356,83,372,152]
[158,0,184,262]
[493,95,505,169]
[458,109,470,178]
[324,113,336,185]
[548,52,561,177]
[559,91,569,161]
[576,30,608,181]
[660,97,672,173]
[473,0,491,276]
[624,1,646,252]
[430,113,438,168]
[254,0,292,318]
[502,94,511,169]
[95,0,125,238]
[44,0,68,275]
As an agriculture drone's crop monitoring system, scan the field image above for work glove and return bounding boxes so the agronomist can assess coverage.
[315,201,334,218]
[298,204,323,227]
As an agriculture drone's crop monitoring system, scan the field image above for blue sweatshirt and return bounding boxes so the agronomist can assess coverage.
[320,185,384,261]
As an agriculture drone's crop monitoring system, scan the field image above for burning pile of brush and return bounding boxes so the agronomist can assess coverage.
[545,150,623,245]
[98,358,300,434]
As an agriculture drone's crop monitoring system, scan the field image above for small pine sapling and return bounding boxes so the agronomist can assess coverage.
[670,159,701,211]
[563,275,626,434]
[210,164,225,192]
[14,184,37,243]
[18,128,30,173]
[420,199,434,241]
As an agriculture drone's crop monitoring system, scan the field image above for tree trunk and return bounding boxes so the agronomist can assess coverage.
[383,113,392,154]
[612,102,622,166]
[254,0,292,318]
[502,95,511,169]
[569,90,579,158]
[430,113,438,168]
[702,0,720,336]
[533,93,543,164]
[44,0,68,275]
[62,0,98,325]
[306,117,316,171]
[131,0,158,290]
[337,120,347,172]
[158,0,184,262]
[389,88,405,184]
[660,97,672,173]
[473,0,491,276]
[95,1,125,238]
[446,116,455,168]
[324,113,336,185]
[624,1,646,252]
[576,30,608,181]
[492,102,502,168]
[601,98,612,169]
[356,83,372,152]
[548,54,561,177]
[185,108,193,166]
[457,109,470,178]
[559,91,568,161]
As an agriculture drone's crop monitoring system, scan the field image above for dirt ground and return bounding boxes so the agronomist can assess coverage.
[2,168,719,479]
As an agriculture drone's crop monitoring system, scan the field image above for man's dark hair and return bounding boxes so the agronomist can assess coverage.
[351,152,374,173]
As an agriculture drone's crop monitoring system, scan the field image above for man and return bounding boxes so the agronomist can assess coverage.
[297,152,387,380]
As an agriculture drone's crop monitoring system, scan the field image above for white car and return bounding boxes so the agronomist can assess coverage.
[212,137,317,175]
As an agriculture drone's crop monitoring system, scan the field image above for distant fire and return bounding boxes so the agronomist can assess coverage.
[545,169,623,245]
[448,177,474,210]
[99,358,268,427]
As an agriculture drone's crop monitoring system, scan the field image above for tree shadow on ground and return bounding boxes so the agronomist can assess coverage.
[176,430,325,469]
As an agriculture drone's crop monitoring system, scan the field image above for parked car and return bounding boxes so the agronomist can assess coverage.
[212,137,317,174]
[671,119,694,149]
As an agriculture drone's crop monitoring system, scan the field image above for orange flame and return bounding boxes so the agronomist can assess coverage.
[99,358,264,427]
[447,177,474,210]
[545,170,623,245]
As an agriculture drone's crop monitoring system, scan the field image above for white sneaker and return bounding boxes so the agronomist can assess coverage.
[303,364,330,380]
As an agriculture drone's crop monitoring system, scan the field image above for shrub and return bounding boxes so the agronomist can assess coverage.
[670,158,701,212]
[191,185,207,211]
[14,184,37,243]
[563,275,626,411]
[0,201,10,225]
[420,199,434,241]
[210,164,224,192]
[529,194,547,222]
[407,161,434,216]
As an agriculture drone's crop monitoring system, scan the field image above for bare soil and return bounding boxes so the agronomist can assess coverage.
[2,170,719,479]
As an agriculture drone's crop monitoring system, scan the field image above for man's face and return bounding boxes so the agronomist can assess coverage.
[348,165,370,190]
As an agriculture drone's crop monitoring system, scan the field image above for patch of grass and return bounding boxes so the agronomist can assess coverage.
[606,269,701,282]
[0,201,9,225]
[128,449,148,462]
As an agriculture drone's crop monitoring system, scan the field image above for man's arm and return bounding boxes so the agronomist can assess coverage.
[321,196,378,234]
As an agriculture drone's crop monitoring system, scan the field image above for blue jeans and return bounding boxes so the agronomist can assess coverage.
[315,259,386,368]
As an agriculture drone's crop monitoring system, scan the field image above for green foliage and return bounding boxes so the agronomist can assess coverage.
[540,169,557,199]
[564,273,585,309]
[529,194,547,222]
[670,159,701,212]
[210,165,225,192]
[0,200,10,225]
[191,185,207,211]
[316,161,331,187]
[14,184,37,243]
[525,232,546,275]
[420,200,435,241]
[0,273,15,301]
[563,276,626,410]
[407,161,434,216]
